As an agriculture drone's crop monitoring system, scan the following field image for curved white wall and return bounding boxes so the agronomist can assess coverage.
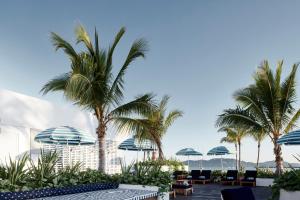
[0,89,96,163]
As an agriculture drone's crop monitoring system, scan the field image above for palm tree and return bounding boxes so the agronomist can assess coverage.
[116,95,183,159]
[41,25,155,172]
[219,126,248,171]
[216,60,300,175]
[252,130,267,169]
[219,129,238,170]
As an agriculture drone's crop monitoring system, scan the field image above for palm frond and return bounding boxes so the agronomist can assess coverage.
[164,109,183,130]
[51,32,79,63]
[41,73,71,95]
[216,106,263,132]
[109,93,155,118]
[284,108,300,133]
[75,24,94,55]
[108,38,148,103]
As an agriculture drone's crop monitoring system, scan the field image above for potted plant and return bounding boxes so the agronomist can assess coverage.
[271,169,300,200]
[256,168,275,187]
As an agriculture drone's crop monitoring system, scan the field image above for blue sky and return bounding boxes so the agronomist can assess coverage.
[1,0,300,163]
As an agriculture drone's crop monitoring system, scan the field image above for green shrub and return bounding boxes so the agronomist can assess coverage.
[0,153,172,193]
[118,161,172,192]
[211,170,226,182]
[257,168,275,178]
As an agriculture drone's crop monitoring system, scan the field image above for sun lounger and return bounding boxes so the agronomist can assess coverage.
[222,170,238,185]
[188,170,201,183]
[240,170,257,187]
[198,170,211,184]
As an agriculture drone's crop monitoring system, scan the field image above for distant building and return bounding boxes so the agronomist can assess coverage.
[0,89,121,174]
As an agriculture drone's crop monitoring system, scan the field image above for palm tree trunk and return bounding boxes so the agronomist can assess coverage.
[238,141,241,171]
[273,136,283,176]
[235,143,238,170]
[158,144,164,160]
[256,141,261,169]
[97,121,106,172]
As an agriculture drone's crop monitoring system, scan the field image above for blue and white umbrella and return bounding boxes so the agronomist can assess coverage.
[278,130,300,145]
[118,137,156,162]
[34,126,96,145]
[207,146,230,171]
[176,148,203,170]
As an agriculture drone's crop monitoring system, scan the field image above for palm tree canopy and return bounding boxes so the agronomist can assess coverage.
[115,95,183,158]
[41,25,154,121]
[216,61,300,140]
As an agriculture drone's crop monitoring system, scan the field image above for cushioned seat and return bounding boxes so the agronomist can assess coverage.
[197,170,211,184]
[221,187,255,200]
[240,170,257,187]
[222,170,238,185]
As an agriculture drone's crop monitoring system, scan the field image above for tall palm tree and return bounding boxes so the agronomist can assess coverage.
[41,25,155,172]
[216,60,300,175]
[116,95,183,159]
[252,130,267,169]
[220,129,238,170]
[219,127,248,171]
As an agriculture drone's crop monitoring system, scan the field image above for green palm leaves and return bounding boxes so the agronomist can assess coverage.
[116,95,183,159]
[216,60,300,175]
[41,25,153,171]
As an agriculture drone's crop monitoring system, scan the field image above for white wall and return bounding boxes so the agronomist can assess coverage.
[0,89,96,163]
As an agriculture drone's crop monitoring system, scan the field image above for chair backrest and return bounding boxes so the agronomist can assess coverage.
[245,170,257,179]
[221,187,255,200]
[226,170,238,179]
[173,170,183,179]
[191,170,201,178]
[201,170,211,179]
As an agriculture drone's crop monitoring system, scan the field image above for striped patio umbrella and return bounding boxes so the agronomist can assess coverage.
[118,137,156,162]
[278,130,300,145]
[176,148,203,170]
[207,146,230,171]
[118,138,156,151]
[34,126,96,145]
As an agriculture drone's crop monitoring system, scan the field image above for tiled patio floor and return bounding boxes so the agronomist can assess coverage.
[175,184,272,200]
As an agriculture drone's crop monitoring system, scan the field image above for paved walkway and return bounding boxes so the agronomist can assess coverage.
[176,184,272,200]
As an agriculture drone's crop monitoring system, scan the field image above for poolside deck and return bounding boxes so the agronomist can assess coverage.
[176,184,272,200]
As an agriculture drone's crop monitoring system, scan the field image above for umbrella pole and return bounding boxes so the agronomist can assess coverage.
[221,155,223,171]
[188,155,190,171]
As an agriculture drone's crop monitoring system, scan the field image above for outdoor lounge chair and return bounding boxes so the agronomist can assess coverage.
[240,170,257,187]
[198,170,211,184]
[222,170,238,185]
[172,183,193,196]
[173,170,185,180]
[221,187,255,200]
[188,170,201,183]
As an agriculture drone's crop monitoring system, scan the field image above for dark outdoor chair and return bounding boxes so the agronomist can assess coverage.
[172,183,193,196]
[198,170,211,184]
[240,170,257,187]
[222,170,238,185]
[188,170,201,183]
[173,171,184,180]
[221,187,255,200]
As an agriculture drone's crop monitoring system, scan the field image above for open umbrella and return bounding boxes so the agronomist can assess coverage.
[278,130,300,145]
[35,126,96,145]
[176,148,203,171]
[118,137,156,162]
[34,126,96,168]
[207,146,230,171]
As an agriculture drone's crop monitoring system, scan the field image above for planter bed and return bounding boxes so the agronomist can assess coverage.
[0,183,159,200]
[0,183,118,200]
